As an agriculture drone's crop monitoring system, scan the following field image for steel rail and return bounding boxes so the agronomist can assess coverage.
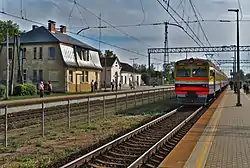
[59,105,183,168]
[127,106,203,168]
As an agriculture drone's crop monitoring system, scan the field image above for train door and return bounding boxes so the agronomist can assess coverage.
[210,70,216,95]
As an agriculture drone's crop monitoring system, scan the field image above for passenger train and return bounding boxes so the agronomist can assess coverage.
[173,58,228,105]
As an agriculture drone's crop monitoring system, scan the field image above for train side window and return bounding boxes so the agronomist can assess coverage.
[210,70,215,76]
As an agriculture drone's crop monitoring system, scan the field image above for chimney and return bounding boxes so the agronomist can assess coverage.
[60,25,66,34]
[48,20,56,33]
[32,25,39,30]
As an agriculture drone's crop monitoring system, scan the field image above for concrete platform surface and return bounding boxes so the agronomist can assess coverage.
[184,89,250,168]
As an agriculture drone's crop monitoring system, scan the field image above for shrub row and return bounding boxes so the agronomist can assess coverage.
[0,83,37,97]
[14,83,37,96]
[0,84,6,97]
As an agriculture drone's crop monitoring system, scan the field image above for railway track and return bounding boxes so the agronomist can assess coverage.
[59,104,204,168]
[0,91,174,130]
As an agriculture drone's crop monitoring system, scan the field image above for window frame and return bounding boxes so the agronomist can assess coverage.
[69,70,73,83]
[33,70,37,83]
[33,47,37,59]
[85,71,89,82]
[192,67,208,77]
[176,68,190,77]
[39,69,43,81]
[39,47,43,59]
[48,47,55,60]
[23,69,27,83]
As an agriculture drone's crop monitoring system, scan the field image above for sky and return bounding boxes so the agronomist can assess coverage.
[1,0,250,75]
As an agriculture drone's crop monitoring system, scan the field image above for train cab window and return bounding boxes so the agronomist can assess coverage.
[210,70,215,76]
[192,68,208,77]
[176,68,190,77]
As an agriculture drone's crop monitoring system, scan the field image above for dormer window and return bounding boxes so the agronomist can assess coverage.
[81,50,85,60]
[82,50,89,61]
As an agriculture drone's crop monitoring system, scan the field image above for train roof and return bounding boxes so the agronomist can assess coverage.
[175,58,227,77]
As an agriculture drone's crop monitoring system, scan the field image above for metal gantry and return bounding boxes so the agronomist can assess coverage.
[148,45,250,54]
[216,60,250,64]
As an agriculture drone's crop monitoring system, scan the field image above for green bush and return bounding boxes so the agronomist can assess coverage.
[0,84,6,97]
[14,84,37,96]
[24,83,37,96]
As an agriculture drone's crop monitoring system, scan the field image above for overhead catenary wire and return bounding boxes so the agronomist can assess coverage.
[71,0,153,48]
[0,10,163,62]
[156,0,203,47]
[75,4,89,27]
[237,0,243,20]
[189,0,211,46]
[67,2,76,31]
[192,2,204,21]
[160,0,205,47]
[188,0,219,63]
[139,0,145,24]
[70,19,250,29]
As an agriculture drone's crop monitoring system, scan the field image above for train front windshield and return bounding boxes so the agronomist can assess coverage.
[192,67,208,77]
[176,68,190,77]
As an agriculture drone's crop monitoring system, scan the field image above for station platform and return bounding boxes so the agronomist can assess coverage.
[159,89,250,168]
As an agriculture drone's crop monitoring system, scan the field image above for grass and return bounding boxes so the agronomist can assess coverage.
[0,100,177,168]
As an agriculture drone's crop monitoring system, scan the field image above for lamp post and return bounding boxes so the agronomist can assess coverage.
[228,9,241,106]
[230,45,236,82]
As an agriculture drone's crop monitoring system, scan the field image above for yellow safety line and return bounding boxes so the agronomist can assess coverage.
[195,94,228,168]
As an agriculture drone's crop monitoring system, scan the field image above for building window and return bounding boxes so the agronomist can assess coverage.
[33,47,37,59]
[48,47,55,60]
[39,70,43,81]
[39,47,43,59]
[86,51,89,61]
[125,76,127,84]
[81,71,84,82]
[23,69,27,83]
[82,50,89,61]
[8,48,13,59]
[69,70,73,82]
[33,70,37,83]
[85,71,88,82]
[22,48,26,59]
[95,72,98,81]
[80,50,84,60]
[121,76,123,83]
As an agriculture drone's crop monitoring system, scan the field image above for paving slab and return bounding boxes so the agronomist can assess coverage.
[184,89,250,168]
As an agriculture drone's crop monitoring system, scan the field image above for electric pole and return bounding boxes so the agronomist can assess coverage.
[10,34,16,95]
[164,22,169,66]
[148,52,151,86]
[99,13,101,51]
[6,28,9,99]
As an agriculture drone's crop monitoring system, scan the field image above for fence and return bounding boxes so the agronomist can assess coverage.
[0,87,175,147]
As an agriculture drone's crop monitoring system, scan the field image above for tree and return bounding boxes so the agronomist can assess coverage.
[0,20,22,95]
[133,64,147,73]
[163,62,175,84]
[0,20,21,43]
[104,49,117,58]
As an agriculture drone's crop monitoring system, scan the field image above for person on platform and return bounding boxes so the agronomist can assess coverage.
[39,81,44,98]
[91,80,94,92]
[229,81,233,90]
